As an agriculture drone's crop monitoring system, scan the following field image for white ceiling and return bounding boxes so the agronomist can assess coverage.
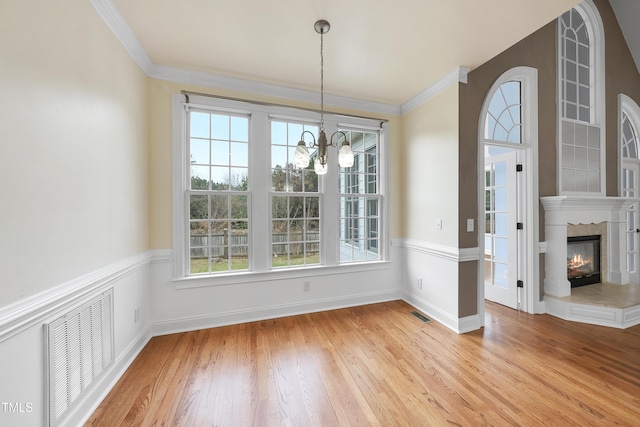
[109,0,583,107]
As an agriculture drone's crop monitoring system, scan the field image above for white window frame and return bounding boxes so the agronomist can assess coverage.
[619,94,640,185]
[557,0,606,195]
[171,93,389,288]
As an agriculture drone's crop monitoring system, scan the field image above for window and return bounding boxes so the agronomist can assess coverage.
[172,94,387,281]
[622,113,639,160]
[485,81,521,144]
[271,120,320,267]
[560,9,591,123]
[339,130,380,262]
[557,1,605,194]
[188,110,249,274]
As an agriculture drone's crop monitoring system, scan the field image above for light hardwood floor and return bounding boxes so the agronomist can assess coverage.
[86,301,640,426]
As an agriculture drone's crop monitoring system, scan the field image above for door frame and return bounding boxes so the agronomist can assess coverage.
[477,67,540,325]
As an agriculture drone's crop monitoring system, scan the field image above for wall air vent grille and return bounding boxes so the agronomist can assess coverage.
[44,288,114,426]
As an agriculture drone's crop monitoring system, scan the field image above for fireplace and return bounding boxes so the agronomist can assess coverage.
[567,235,601,288]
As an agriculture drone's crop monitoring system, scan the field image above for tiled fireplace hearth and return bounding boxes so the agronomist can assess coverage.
[540,196,632,297]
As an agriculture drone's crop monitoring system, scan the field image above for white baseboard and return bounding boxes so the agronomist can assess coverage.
[545,296,640,329]
[402,292,462,333]
[151,289,403,336]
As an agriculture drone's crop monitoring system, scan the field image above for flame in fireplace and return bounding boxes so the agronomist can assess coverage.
[572,253,585,266]
[567,251,594,278]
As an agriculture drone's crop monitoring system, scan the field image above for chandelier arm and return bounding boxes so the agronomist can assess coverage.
[328,130,350,148]
[300,130,318,148]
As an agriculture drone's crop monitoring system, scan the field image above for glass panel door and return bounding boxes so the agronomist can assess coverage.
[485,150,518,309]
[622,162,640,283]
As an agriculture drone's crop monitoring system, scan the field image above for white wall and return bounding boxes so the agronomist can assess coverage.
[0,0,149,425]
[0,0,149,308]
[400,85,460,247]
[150,247,403,336]
[398,85,473,330]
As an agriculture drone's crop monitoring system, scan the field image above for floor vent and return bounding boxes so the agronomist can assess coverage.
[44,288,114,427]
[410,311,432,323]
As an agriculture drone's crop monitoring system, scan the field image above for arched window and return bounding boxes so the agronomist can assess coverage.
[485,81,522,144]
[620,94,640,278]
[622,113,639,159]
[558,0,605,195]
[560,9,591,122]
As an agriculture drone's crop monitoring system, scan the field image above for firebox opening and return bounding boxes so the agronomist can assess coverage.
[567,235,601,288]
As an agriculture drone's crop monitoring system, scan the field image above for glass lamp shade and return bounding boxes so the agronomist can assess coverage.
[314,157,328,175]
[338,143,354,168]
[294,142,311,169]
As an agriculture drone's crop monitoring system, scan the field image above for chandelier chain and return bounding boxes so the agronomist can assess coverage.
[320,29,324,131]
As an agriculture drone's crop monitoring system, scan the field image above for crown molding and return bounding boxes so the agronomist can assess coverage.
[89,0,468,117]
[88,0,153,73]
[149,65,402,116]
[400,66,470,115]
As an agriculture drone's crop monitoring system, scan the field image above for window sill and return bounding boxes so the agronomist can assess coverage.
[171,261,391,290]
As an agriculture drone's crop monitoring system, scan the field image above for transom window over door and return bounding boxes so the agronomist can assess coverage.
[485,81,521,144]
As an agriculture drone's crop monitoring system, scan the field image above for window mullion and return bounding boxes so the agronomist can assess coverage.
[251,112,270,272]
[322,119,340,266]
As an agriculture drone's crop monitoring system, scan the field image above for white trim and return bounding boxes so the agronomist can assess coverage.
[400,67,470,115]
[402,292,480,334]
[151,290,402,337]
[171,94,189,279]
[478,66,541,317]
[173,261,392,290]
[152,65,401,116]
[394,239,480,262]
[87,0,153,73]
[545,296,640,329]
[619,94,640,190]
[0,252,151,343]
[149,249,173,264]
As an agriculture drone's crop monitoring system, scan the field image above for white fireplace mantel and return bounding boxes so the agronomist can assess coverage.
[540,196,634,297]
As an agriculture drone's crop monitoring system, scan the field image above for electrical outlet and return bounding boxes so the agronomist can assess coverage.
[304,281,311,292]
[417,278,423,289]
[436,219,443,230]
[134,307,140,323]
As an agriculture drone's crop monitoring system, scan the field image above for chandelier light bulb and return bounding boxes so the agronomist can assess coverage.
[314,158,328,175]
[338,142,354,168]
[294,141,310,168]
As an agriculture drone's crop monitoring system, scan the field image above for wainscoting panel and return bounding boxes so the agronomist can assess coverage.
[0,253,151,427]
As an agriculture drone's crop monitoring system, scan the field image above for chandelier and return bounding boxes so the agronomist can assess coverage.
[294,20,354,175]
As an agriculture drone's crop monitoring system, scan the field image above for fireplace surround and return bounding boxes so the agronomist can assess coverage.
[540,196,633,297]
